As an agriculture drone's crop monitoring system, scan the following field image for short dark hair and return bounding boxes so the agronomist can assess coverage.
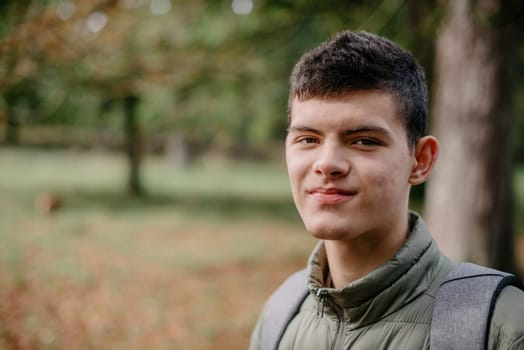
[288,31,428,147]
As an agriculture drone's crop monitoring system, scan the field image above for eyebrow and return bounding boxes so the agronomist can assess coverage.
[287,126,321,134]
[288,125,392,139]
[342,126,392,139]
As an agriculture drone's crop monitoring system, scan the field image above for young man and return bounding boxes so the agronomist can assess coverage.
[249,31,524,349]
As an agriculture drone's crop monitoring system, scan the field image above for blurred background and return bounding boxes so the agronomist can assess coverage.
[0,0,523,349]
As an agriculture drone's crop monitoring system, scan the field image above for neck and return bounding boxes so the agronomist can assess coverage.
[324,215,410,289]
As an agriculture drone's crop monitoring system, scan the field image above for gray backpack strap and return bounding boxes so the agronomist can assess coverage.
[430,262,521,350]
[260,268,309,350]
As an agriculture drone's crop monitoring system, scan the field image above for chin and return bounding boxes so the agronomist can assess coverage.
[305,221,354,241]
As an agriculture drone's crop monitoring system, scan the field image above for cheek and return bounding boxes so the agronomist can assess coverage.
[285,151,302,194]
[286,149,308,181]
[362,159,411,199]
[286,150,314,210]
[365,170,393,196]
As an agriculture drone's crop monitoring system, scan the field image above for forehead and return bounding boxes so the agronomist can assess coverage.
[289,90,404,132]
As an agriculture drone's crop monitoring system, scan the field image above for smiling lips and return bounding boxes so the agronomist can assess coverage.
[308,187,357,205]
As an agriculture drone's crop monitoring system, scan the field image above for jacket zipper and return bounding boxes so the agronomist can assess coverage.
[316,289,329,317]
[315,288,346,350]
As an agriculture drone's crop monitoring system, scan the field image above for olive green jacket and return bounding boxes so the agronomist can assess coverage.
[250,213,524,350]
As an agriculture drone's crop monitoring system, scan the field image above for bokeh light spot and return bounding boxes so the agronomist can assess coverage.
[232,0,253,15]
[57,1,75,21]
[150,0,171,15]
[86,12,108,33]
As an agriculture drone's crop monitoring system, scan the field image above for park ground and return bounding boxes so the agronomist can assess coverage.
[0,147,523,350]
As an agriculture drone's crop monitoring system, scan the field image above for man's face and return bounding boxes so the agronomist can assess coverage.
[285,90,416,242]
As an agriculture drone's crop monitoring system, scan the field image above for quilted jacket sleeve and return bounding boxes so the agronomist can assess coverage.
[488,285,524,350]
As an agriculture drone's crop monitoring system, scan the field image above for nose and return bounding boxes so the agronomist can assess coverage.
[313,142,350,179]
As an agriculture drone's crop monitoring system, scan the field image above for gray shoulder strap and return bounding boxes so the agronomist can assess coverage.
[430,262,521,350]
[260,268,309,350]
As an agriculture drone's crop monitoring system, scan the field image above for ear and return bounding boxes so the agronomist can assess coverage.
[409,136,439,185]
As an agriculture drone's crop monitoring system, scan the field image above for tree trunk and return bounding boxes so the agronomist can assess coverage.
[6,103,19,145]
[424,0,518,273]
[123,95,143,196]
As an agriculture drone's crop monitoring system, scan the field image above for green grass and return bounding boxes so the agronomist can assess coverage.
[0,147,300,221]
[0,146,308,269]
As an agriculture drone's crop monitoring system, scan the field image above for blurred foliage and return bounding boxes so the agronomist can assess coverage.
[0,0,522,161]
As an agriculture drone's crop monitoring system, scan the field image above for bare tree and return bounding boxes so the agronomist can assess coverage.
[424,0,521,274]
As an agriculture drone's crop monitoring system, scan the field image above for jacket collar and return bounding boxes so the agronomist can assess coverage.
[306,212,446,329]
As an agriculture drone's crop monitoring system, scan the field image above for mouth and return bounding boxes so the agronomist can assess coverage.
[307,187,357,205]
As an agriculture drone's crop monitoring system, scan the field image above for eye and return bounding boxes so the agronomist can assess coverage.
[353,138,380,146]
[298,137,319,144]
